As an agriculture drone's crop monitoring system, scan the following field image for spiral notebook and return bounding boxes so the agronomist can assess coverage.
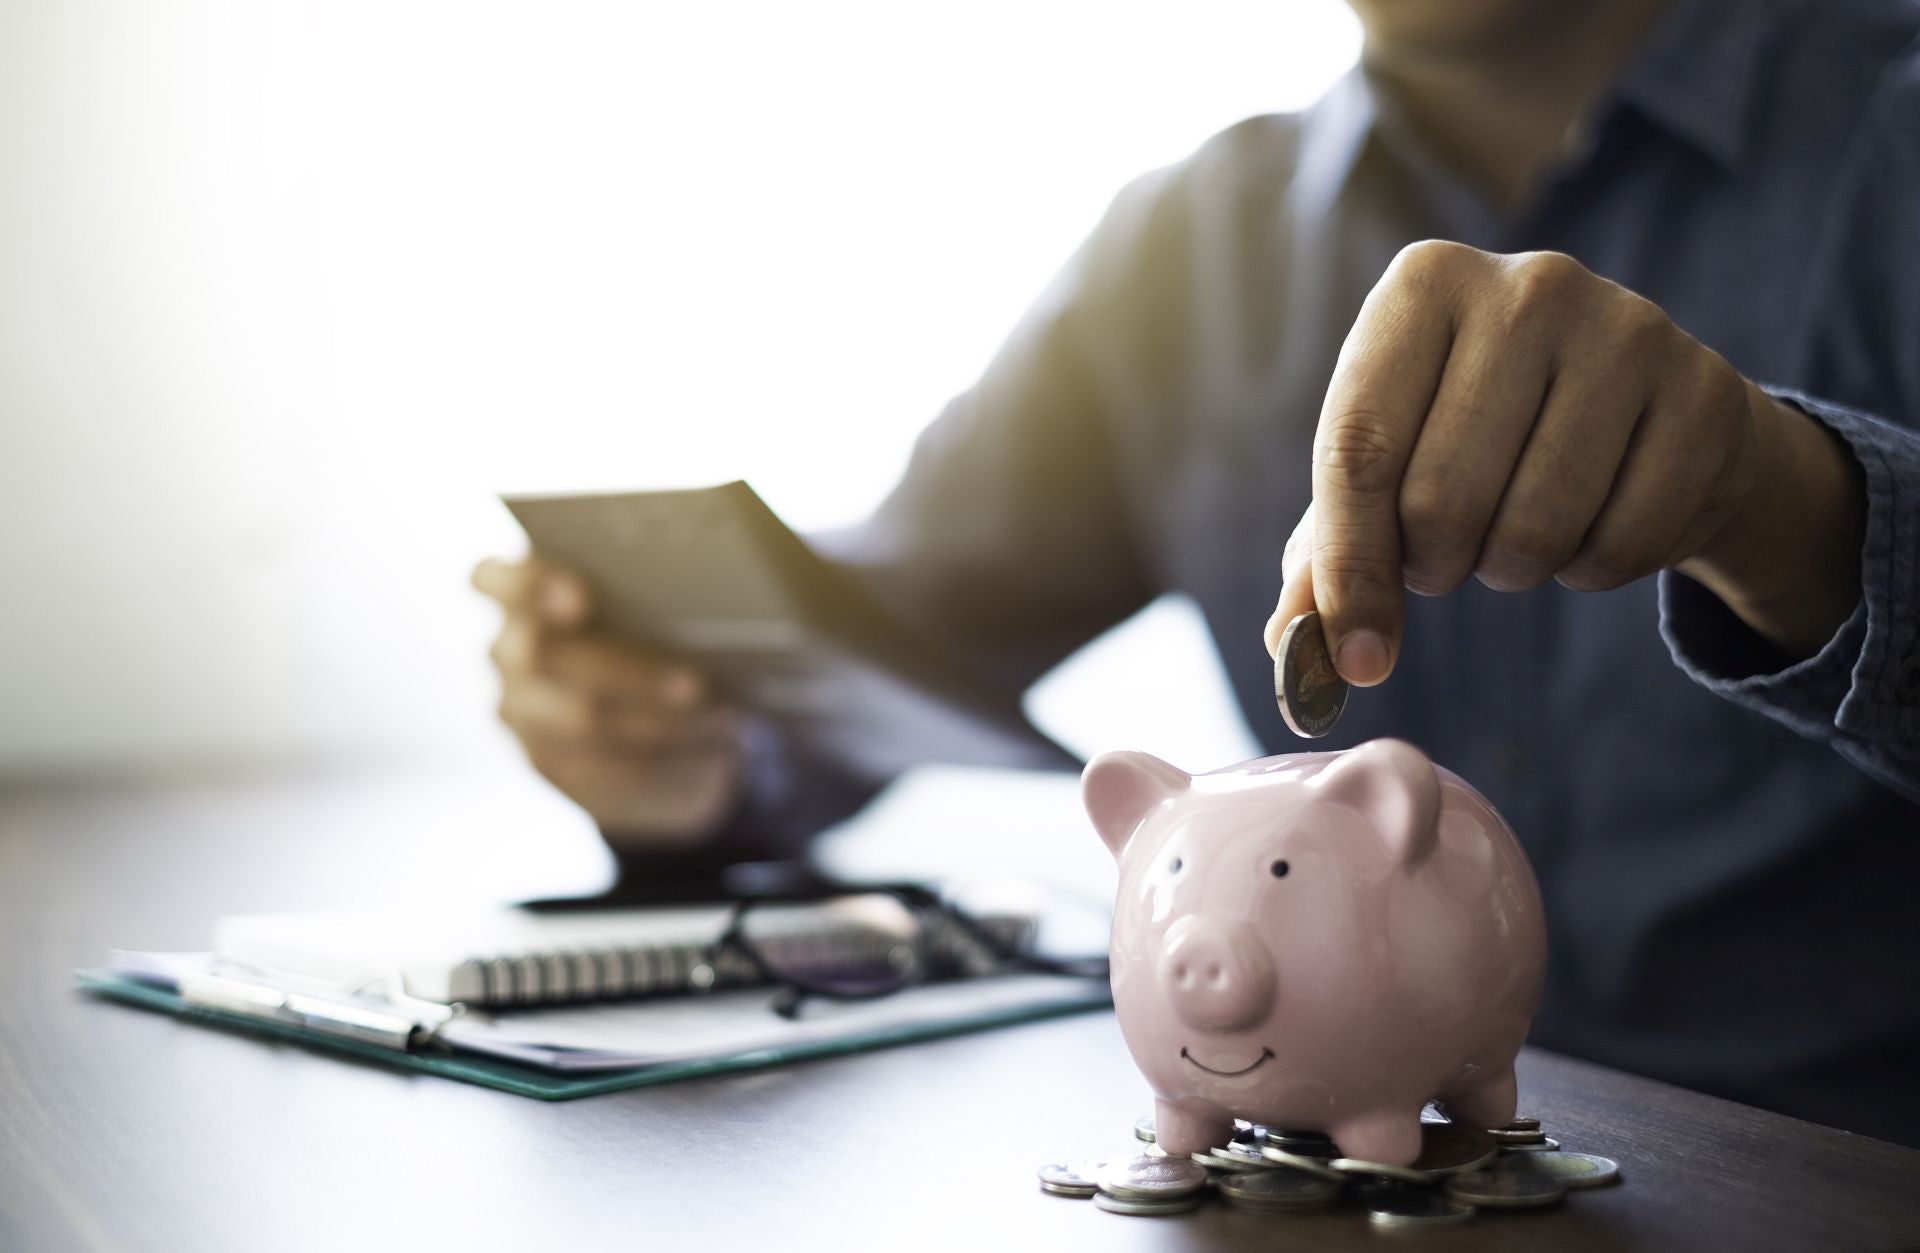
[205,900,1037,1008]
[78,898,1112,1099]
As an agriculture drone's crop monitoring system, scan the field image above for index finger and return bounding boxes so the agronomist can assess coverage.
[472,554,548,607]
[1310,251,1457,685]
[471,555,592,628]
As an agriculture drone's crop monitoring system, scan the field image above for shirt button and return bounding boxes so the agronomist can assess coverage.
[1897,653,1920,702]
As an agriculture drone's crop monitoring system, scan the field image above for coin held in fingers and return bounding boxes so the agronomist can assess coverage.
[1275,611,1349,738]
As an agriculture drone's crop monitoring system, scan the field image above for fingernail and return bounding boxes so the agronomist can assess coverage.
[1335,629,1390,686]
[1262,611,1286,658]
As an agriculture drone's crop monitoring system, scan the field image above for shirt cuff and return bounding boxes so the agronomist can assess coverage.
[600,714,882,886]
[1658,388,1920,757]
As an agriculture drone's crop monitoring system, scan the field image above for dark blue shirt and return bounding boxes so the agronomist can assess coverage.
[727,0,1920,1144]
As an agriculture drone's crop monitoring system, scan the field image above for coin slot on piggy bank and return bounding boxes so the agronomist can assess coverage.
[1083,738,1547,1167]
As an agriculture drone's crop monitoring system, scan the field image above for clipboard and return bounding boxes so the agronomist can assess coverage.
[75,965,1112,1101]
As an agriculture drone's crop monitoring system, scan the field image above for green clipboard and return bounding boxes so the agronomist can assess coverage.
[75,967,1113,1100]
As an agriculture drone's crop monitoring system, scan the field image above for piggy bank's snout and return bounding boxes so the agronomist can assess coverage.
[1157,918,1276,1033]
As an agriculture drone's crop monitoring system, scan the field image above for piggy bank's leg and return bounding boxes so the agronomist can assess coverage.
[1442,1062,1519,1131]
[1328,1108,1424,1167]
[1152,1100,1230,1158]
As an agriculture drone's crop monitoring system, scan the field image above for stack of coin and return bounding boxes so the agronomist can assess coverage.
[1035,1161,1102,1198]
[1496,1150,1620,1190]
[1037,1112,1620,1225]
[1215,1170,1341,1215]
[1090,1155,1210,1216]
[1326,1120,1497,1184]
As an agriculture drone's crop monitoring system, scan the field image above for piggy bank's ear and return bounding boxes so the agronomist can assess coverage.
[1082,751,1190,858]
[1311,739,1441,868]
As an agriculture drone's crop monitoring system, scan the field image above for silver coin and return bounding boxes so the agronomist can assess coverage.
[1498,1136,1560,1153]
[1410,1122,1498,1177]
[1259,1145,1349,1182]
[1092,1191,1203,1217]
[1193,1145,1272,1172]
[1134,1115,1156,1143]
[1036,1161,1103,1197]
[1257,1127,1337,1153]
[1502,1117,1542,1133]
[1355,1180,1420,1207]
[1498,1151,1619,1189]
[1444,1169,1567,1209]
[1275,610,1348,738]
[1367,1195,1475,1227]
[1261,1126,1333,1141]
[1330,1156,1429,1186]
[1096,1154,1210,1200]
[1215,1171,1341,1213]
[1489,1125,1548,1143]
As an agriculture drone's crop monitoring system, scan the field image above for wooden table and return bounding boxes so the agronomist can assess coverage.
[4,766,1917,1252]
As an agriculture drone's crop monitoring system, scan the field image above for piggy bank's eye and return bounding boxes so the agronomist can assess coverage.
[1169,857,1184,874]
[1269,859,1290,878]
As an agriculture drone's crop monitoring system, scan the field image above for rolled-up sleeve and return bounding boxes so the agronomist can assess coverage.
[1659,391,1920,799]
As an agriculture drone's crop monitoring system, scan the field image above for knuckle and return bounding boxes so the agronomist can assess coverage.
[1315,411,1406,494]
[1315,545,1401,595]
[1617,298,1675,356]
[1697,353,1747,420]
[1391,238,1475,286]
[1507,251,1586,315]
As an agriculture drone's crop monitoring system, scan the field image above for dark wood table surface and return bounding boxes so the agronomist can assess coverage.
[3,766,1918,1253]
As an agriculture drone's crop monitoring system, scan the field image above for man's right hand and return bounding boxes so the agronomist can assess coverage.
[473,555,745,849]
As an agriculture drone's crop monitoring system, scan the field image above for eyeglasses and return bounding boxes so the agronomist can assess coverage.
[714,883,1108,1017]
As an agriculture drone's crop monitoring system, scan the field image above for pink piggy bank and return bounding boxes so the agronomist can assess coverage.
[1084,738,1546,1166]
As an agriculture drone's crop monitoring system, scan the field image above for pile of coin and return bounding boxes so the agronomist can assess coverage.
[1037,1110,1619,1227]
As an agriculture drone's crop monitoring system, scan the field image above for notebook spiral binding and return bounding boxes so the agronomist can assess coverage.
[456,915,1036,1008]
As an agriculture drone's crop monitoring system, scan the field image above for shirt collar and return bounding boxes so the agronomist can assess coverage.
[1293,0,1771,218]
[1292,65,1378,224]
[1608,0,1769,172]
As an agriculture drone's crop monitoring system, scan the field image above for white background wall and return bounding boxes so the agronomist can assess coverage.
[0,1,1359,778]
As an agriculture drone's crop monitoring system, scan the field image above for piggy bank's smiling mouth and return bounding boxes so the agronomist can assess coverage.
[1179,1046,1275,1077]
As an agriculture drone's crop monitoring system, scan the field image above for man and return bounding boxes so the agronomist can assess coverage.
[475,0,1920,1146]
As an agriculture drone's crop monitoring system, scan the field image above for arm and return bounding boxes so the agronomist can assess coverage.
[478,165,1189,876]
[1263,54,1920,798]
[711,167,1188,849]
[1654,48,1920,798]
